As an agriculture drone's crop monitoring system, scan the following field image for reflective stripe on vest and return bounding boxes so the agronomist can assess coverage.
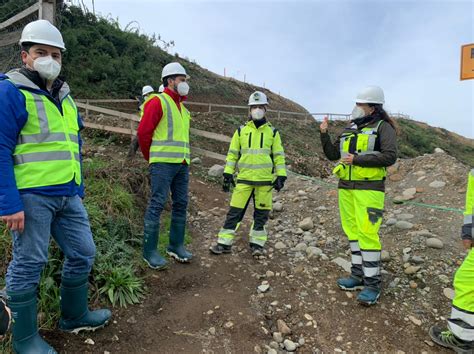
[335,120,386,182]
[12,87,81,189]
[149,93,191,164]
[464,169,474,225]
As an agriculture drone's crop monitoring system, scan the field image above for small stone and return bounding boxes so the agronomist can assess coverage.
[426,238,444,249]
[434,148,445,154]
[266,271,275,278]
[283,339,297,352]
[395,221,414,230]
[224,321,234,329]
[273,202,283,212]
[389,173,404,182]
[306,246,322,259]
[267,349,278,354]
[439,274,450,284]
[191,157,202,164]
[258,284,270,293]
[332,257,351,273]
[208,164,225,177]
[386,218,397,226]
[294,242,308,252]
[443,288,455,300]
[429,181,446,188]
[404,265,421,275]
[304,314,313,321]
[381,250,391,262]
[409,315,422,326]
[299,217,314,231]
[402,188,417,198]
[85,338,95,345]
[126,316,137,324]
[409,280,418,289]
[277,319,292,335]
[275,241,287,250]
[273,332,284,343]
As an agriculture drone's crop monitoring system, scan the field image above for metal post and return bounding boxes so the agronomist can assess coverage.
[39,0,56,24]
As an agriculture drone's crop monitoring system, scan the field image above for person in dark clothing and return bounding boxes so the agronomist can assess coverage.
[320,85,398,306]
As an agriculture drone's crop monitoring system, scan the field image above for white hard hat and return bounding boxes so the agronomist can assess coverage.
[142,85,154,96]
[158,84,164,93]
[161,62,188,80]
[354,86,385,104]
[19,20,66,51]
[248,91,268,106]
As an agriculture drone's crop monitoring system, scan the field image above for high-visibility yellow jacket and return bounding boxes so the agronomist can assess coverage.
[224,120,286,184]
[8,72,81,189]
[333,120,387,181]
[149,93,191,164]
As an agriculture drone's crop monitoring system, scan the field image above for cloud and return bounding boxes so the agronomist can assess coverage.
[91,0,474,137]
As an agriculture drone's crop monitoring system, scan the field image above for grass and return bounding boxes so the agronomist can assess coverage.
[0,155,194,353]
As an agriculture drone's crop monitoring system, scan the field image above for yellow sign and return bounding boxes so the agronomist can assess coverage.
[461,43,474,80]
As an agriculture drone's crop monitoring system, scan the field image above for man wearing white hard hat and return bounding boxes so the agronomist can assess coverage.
[137,62,192,268]
[320,86,398,306]
[0,20,111,353]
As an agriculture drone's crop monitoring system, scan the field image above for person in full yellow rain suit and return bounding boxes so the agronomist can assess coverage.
[210,91,287,257]
[429,169,474,352]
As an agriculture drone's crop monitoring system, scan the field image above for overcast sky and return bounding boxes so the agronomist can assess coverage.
[84,0,473,138]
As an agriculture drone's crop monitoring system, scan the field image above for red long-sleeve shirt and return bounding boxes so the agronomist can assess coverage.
[137,88,186,161]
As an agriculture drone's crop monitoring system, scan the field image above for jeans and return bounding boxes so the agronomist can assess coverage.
[6,194,96,292]
[144,163,189,223]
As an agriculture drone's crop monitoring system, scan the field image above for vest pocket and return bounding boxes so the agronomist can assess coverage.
[351,166,385,181]
[332,163,349,180]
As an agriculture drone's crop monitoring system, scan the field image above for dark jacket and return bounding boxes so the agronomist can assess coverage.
[320,114,398,192]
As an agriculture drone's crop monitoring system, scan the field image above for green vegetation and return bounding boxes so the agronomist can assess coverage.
[56,5,308,111]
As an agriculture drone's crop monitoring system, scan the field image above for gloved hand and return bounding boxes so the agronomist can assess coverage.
[273,176,287,192]
[222,173,235,192]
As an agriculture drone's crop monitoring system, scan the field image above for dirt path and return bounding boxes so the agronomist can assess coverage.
[43,169,452,353]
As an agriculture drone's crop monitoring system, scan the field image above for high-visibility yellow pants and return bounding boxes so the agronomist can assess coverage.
[448,248,474,341]
[217,183,273,247]
[338,189,384,289]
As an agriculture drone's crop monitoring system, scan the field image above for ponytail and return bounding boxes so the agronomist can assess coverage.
[370,104,400,135]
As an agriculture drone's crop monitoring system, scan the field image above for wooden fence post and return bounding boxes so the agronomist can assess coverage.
[39,0,56,24]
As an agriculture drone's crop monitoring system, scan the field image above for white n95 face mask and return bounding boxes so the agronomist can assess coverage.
[351,106,366,119]
[177,81,189,96]
[33,56,61,81]
[251,108,265,120]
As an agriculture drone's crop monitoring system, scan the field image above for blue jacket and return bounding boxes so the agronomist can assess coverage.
[0,70,85,216]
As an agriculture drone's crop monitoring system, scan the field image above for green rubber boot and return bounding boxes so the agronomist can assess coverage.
[166,217,192,263]
[7,287,57,354]
[143,220,168,270]
[59,274,111,334]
